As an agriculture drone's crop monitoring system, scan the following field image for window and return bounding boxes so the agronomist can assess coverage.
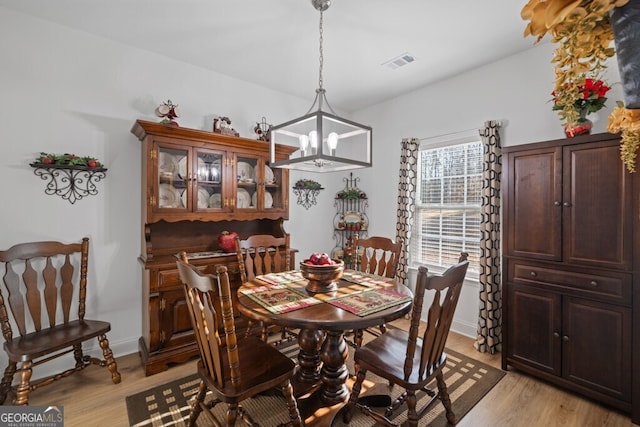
[410,137,482,277]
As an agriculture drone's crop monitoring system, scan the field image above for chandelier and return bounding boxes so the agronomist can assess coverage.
[270,0,372,173]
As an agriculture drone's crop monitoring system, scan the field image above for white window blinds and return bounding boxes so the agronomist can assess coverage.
[411,140,482,276]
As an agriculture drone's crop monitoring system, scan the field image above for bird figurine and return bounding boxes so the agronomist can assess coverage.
[213,116,239,136]
[155,100,180,126]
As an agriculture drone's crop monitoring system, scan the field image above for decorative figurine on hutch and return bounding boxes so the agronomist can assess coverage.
[155,99,180,127]
[213,116,240,137]
[254,116,271,142]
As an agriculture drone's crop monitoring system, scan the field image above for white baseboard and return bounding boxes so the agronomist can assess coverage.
[450,319,476,339]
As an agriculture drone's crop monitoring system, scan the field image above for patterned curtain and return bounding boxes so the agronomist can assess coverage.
[395,138,419,286]
[474,120,502,354]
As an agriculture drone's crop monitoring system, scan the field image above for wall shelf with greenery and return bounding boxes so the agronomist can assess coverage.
[30,153,107,204]
[292,179,323,210]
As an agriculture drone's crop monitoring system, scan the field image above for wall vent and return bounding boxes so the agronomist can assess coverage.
[382,52,416,70]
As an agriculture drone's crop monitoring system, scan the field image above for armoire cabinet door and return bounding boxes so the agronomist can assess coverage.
[562,140,633,270]
[562,296,631,402]
[505,147,562,261]
[507,283,562,376]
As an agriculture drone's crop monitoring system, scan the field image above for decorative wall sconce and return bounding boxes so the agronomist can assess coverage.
[30,153,107,204]
[292,179,323,210]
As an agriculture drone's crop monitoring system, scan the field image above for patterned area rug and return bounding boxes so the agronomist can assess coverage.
[126,339,504,426]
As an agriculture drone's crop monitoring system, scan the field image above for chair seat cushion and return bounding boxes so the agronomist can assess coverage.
[354,328,446,389]
[199,336,296,402]
[4,319,111,361]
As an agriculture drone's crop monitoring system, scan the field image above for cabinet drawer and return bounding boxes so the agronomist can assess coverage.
[510,262,631,306]
[152,262,240,292]
[156,268,189,291]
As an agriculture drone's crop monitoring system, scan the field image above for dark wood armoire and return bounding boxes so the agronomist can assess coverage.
[502,132,639,424]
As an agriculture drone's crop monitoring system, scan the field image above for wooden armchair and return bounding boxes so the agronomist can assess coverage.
[350,234,403,348]
[343,253,469,427]
[234,234,292,342]
[176,257,302,427]
[0,238,121,405]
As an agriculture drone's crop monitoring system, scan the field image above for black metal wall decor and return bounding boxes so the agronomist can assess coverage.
[292,179,323,210]
[253,116,272,142]
[30,163,108,204]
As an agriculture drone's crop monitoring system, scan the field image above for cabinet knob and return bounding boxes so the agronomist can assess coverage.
[563,202,571,207]
[554,201,561,206]
[529,271,537,277]
[553,332,560,338]
[562,335,569,342]
[590,280,598,287]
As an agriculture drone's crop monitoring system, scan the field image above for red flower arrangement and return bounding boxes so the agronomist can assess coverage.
[552,77,610,137]
[552,78,610,120]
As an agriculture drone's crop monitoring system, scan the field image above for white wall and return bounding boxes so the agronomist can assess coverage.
[351,42,625,337]
[0,8,337,374]
[0,5,627,377]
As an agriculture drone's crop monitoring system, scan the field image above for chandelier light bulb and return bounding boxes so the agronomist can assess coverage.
[299,134,310,155]
[327,132,339,151]
[309,130,318,150]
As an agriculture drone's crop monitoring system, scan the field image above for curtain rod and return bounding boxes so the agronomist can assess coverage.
[419,127,479,141]
[417,121,502,143]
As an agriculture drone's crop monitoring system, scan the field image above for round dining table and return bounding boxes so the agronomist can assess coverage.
[236,273,413,426]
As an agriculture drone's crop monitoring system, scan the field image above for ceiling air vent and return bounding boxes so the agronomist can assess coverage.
[382,52,416,70]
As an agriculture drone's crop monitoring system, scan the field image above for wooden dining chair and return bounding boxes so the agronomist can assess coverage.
[343,252,469,427]
[0,238,121,405]
[349,234,403,348]
[234,234,292,342]
[176,257,302,427]
[353,234,402,279]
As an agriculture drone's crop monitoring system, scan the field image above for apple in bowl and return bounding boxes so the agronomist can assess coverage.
[307,252,337,266]
[301,253,344,293]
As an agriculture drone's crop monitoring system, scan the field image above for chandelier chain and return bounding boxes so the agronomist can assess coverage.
[318,10,324,90]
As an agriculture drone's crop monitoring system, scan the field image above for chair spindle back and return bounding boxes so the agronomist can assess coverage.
[235,234,290,283]
[0,238,90,339]
[406,252,469,381]
[353,235,402,278]
[177,256,240,388]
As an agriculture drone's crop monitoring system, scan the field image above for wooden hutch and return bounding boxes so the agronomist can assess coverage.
[502,132,639,424]
[131,120,296,375]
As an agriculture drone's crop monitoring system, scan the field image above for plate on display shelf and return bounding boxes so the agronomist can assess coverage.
[197,186,210,209]
[236,188,252,208]
[158,184,180,208]
[237,161,254,183]
[251,191,274,209]
[159,152,178,177]
[208,193,221,208]
[178,156,207,179]
[256,164,275,184]
[178,186,211,209]
[343,211,364,224]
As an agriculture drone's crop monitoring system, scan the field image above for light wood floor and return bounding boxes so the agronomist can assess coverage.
[14,320,636,427]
